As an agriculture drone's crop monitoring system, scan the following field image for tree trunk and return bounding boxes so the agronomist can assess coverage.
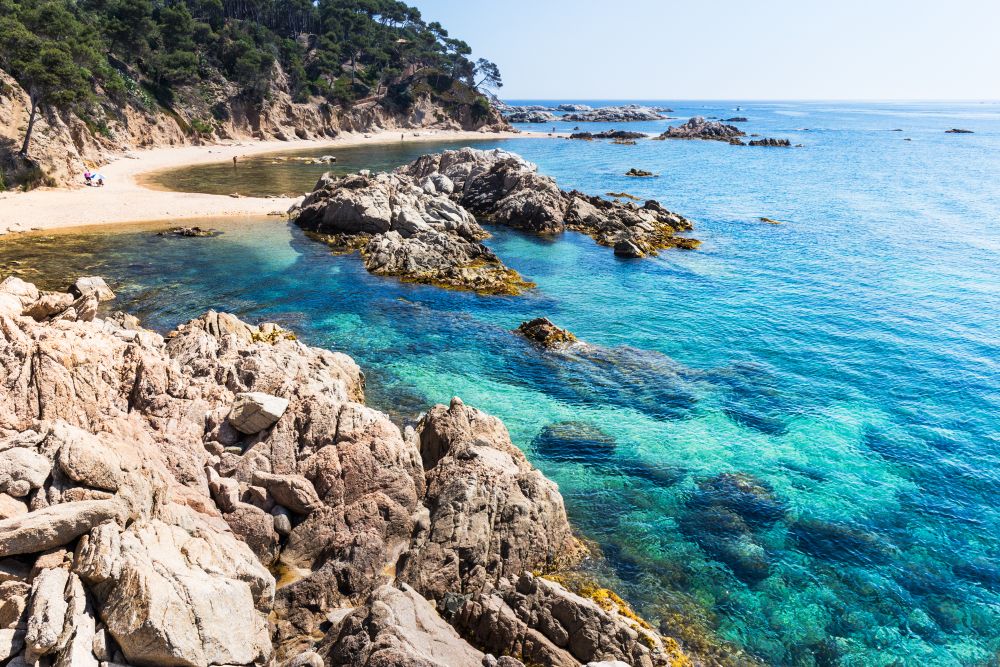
[20,96,39,157]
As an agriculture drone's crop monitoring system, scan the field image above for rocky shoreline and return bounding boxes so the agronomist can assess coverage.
[290,148,698,294]
[0,274,694,667]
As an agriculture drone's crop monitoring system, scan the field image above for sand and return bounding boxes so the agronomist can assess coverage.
[0,128,542,233]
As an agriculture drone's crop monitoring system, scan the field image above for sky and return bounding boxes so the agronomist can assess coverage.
[413,0,1000,100]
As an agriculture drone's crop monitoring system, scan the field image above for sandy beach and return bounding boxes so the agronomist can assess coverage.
[0,128,540,233]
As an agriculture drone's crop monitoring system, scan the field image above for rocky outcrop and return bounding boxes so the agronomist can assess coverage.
[554,104,592,112]
[398,398,583,602]
[399,148,699,258]
[452,573,687,667]
[0,274,698,666]
[569,130,646,141]
[746,138,791,147]
[290,170,533,295]
[562,105,667,122]
[655,116,745,142]
[515,318,578,349]
[945,128,974,133]
[504,110,558,123]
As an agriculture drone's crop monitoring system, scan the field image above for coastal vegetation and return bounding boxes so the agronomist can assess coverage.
[0,0,503,187]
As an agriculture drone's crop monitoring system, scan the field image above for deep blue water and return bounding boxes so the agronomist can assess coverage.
[3,101,1000,666]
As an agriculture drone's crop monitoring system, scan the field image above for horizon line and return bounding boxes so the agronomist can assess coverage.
[501,97,1000,104]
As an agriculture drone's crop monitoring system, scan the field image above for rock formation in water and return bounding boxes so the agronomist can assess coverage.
[746,138,791,147]
[516,317,578,349]
[399,148,699,258]
[654,117,746,142]
[0,274,692,667]
[569,130,647,141]
[945,128,974,134]
[504,110,559,123]
[561,105,667,122]
[290,170,534,295]
[291,149,698,291]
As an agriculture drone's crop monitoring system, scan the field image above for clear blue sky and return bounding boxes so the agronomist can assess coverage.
[413,0,1000,100]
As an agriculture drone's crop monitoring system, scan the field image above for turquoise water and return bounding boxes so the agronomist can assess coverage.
[4,101,1000,666]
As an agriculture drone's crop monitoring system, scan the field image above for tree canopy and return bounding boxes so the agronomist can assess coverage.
[0,0,503,154]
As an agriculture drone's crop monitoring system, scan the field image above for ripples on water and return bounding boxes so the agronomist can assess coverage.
[4,101,1000,666]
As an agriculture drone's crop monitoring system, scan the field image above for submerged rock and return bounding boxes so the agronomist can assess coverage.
[725,116,748,122]
[533,421,616,464]
[679,472,786,585]
[945,128,974,133]
[655,116,746,142]
[515,317,577,348]
[789,518,896,565]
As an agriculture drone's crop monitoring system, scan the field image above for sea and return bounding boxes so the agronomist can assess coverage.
[3,100,999,666]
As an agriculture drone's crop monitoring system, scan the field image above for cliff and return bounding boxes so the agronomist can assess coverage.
[0,67,508,189]
[0,274,693,667]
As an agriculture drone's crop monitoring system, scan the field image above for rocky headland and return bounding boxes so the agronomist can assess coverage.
[0,274,694,667]
[654,117,745,142]
[290,148,698,293]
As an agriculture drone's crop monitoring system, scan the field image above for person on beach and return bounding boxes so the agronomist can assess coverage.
[83,171,92,186]
[232,156,238,167]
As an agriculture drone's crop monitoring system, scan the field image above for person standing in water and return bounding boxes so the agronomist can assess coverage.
[232,155,238,167]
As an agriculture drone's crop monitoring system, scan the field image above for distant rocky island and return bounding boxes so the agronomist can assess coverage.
[500,104,671,124]
[291,148,698,294]
[0,274,693,667]
[655,117,794,147]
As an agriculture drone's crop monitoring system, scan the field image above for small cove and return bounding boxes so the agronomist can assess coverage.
[4,101,1000,666]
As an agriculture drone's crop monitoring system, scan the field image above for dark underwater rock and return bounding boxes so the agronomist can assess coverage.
[953,557,1000,592]
[725,117,748,122]
[789,518,895,565]
[690,473,787,528]
[678,473,785,585]
[533,421,616,464]
[709,361,790,436]
[945,128,973,133]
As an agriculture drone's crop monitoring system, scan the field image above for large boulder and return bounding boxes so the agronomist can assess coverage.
[317,583,489,667]
[229,391,290,434]
[399,398,582,602]
[453,574,685,667]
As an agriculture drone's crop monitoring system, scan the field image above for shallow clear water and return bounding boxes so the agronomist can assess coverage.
[4,101,1000,666]
[145,137,510,196]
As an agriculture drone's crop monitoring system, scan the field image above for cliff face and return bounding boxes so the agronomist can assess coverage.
[0,274,692,667]
[0,65,509,188]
